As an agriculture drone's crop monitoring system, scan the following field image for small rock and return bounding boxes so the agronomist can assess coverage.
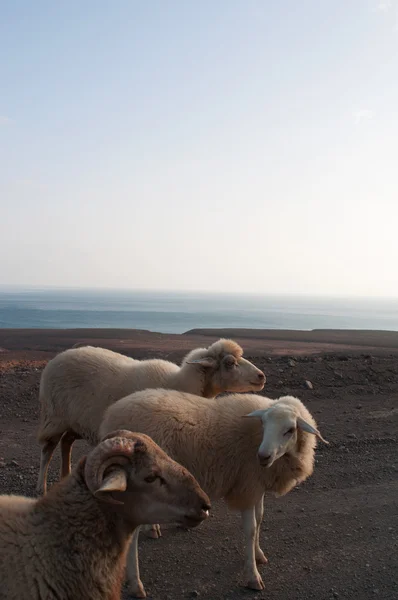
[190,592,199,598]
[288,359,297,367]
[304,380,313,390]
[347,433,357,439]
[0,460,6,468]
[10,460,19,467]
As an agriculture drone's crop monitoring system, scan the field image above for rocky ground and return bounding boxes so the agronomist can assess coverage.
[0,330,397,599]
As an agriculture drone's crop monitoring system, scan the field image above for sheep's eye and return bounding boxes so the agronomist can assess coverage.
[284,427,296,436]
[144,474,158,484]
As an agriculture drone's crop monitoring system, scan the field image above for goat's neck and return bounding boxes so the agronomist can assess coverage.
[169,364,218,398]
[264,430,315,496]
[34,472,135,600]
[167,364,206,396]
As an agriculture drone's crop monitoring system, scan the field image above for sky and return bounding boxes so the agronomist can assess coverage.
[1,0,397,297]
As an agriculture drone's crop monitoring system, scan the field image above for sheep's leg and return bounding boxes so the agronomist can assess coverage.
[254,494,267,565]
[142,523,162,539]
[241,507,265,590]
[60,430,79,479]
[36,435,62,495]
[126,527,147,598]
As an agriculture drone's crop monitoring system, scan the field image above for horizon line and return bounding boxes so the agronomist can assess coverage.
[0,284,397,301]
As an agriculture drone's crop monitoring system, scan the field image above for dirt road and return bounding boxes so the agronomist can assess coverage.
[0,335,397,599]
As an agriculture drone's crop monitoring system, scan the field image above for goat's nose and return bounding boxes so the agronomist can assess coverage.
[195,503,210,520]
[258,372,265,380]
[259,453,271,461]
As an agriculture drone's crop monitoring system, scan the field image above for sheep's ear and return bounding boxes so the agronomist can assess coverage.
[186,357,217,369]
[297,417,329,444]
[94,469,127,504]
[242,409,267,420]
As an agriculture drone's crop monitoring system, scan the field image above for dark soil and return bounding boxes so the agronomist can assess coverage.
[0,330,397,599]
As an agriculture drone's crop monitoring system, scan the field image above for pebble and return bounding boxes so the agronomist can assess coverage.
[304,380,313,389]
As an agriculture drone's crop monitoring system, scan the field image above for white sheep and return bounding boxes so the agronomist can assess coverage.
[0,430,210,600]
[36,338,265,496]
[99,391,328,597]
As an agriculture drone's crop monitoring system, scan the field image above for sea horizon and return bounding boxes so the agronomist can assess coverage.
[0,287,397,334]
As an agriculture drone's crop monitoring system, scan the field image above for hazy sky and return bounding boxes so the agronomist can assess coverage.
[1,1,397,296]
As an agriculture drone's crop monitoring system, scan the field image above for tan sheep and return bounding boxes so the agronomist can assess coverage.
[36,338,265,496]
[99,391,328,597]
[0,430,210,600]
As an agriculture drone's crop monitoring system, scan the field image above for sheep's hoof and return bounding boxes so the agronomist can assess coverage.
[147,524,161,539]
[246,575,265,591]
[148,530,160,539]
[35,483,45,496]
[128,580,147,598]
[255,549,268,565]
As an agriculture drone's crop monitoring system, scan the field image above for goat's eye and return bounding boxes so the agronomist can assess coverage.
[144,474,158,484]
[284,427,296,436]
[158,476,166,486]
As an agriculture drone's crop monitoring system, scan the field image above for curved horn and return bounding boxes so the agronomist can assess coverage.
[101,429,144,443]
[85,432,147,504]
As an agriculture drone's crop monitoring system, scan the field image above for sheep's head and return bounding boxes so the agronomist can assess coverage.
[184,338,265,396]
[84,430,210,529]
[243,397,329,468]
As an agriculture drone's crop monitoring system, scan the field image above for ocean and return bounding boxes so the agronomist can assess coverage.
[0,288,397,333]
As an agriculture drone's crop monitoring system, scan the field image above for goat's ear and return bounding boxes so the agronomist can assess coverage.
[94,469,127,504]
[186,357,217,369]
[242,409,266,420]
[297,417,329,444]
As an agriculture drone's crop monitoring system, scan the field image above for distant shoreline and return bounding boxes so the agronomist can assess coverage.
[1,328,398,365]
[184,328,398,348]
